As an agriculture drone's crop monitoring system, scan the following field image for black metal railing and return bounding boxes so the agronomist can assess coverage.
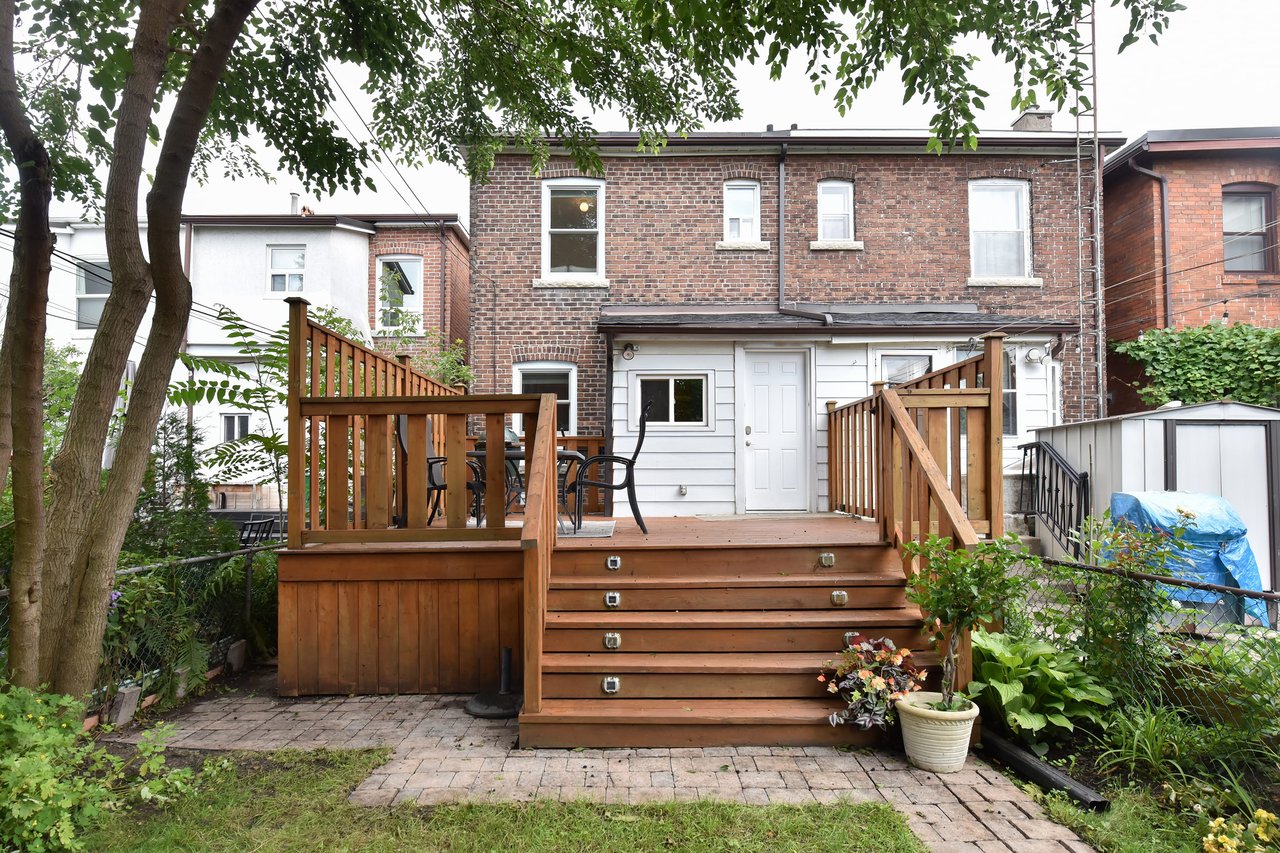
[1019,440,1091,558]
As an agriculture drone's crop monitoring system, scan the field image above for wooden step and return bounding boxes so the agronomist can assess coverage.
[547,575,905,611]
[551,544,899,578]
[519,698,895,748]
[546,609,921,629]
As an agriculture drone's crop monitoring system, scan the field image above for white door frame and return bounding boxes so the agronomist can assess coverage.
[733,343,817,513]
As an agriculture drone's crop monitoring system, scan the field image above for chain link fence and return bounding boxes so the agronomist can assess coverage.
[1014,556,1280,806]
[0,543,279,712]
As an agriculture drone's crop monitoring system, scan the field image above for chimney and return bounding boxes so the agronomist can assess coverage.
[766,124,774,133]
[289,192,300,215]
[1011,108,1054,132]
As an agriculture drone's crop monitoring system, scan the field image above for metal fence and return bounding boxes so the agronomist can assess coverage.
[1014,556,1280,805]
[0,544,279,711]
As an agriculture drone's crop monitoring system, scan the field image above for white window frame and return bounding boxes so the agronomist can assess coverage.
[875,348,939,387]
[222,413,250,442]
[633,371,713,430]
[266,244,307,295]
[1002,348,1018,437]
[968,179,1033,280]
[723,180,761,242]
[540,178,605,282]
[817,180,855,240]
[75,258,111,332]
[512,360,577,435]
[374,254,425,332]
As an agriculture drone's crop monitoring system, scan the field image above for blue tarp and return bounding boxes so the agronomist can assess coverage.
[1110,491,1269,626]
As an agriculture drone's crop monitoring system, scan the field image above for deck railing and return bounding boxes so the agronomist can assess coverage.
[520,394,557,713]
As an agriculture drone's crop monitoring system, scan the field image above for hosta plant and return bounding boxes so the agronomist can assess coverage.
[968,628,1114,756]
[821,635,925,729]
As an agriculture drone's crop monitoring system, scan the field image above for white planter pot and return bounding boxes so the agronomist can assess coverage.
[896,690,980,773]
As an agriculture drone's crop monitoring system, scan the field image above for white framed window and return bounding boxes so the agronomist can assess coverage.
[375,255,424,330]
[267,245,306,293]
[512,361,576,434]
[541,178,604,280]
[969,179,1031,278]
[1002,348,1018,436]
[222,413,250,442]
[818,180,854,240]
[636,373,710,428]
[75,259,111,330]
[723,180,760,241]
[877,351,935,386]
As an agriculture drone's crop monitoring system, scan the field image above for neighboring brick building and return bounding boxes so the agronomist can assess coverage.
[470,121,1120,515]
[1103,128,1280,413]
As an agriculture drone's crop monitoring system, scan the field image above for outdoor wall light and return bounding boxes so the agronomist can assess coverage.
[621,343,636,360]
[1024,346,1048,364]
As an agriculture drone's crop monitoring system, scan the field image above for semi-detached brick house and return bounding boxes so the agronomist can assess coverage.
[469,118,1122,516]
[1102,127,1280,414]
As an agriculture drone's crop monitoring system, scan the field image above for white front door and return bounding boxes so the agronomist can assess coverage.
[742,350,808,511]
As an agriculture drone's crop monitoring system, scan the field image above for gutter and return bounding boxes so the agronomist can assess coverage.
[1127,159,1172,327]
[775,143,833,326]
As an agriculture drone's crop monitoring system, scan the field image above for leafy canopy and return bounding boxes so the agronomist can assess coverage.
[1113,323,1280,409]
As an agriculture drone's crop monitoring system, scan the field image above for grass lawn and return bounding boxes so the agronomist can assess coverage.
[84,749,927,852]
[1037,788,1203,853]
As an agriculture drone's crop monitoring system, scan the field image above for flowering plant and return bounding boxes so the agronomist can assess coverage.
[1202,809,1279,852]
[820,635,925,730]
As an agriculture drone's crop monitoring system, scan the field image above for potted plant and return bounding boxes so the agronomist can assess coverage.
[898,534,1028,772]
[820,634,925,730]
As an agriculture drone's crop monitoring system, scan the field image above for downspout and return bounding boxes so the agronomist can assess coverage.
[1128,159,1172,328]
[775,142,833,325]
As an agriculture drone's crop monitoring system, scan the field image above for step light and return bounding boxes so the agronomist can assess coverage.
[603,591,622,608]
[830,590,849,607]
[819,552,836,568]
[601,676,621,694]
[606,555,623,571]
[603,632,622,649]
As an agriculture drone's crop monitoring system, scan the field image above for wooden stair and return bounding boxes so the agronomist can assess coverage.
[520,536,930,748]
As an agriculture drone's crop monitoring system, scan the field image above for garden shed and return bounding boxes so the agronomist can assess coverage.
[1026,401,1280,591]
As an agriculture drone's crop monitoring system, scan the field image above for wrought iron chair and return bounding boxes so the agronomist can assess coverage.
[395,414,484,525]
[566,401,652,534]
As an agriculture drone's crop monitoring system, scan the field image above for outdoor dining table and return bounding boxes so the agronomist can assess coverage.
[466,446,588,528]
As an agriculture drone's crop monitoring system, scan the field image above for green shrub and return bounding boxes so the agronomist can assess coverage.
[968,628,1113,756]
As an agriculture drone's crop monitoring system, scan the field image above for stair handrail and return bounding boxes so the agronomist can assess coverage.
[1018,440,1090,559]
[520,392,558,715]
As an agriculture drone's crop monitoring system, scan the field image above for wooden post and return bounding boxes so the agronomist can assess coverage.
[285,298,310,548]
[982,333,1006,539]
[826,401,841,513]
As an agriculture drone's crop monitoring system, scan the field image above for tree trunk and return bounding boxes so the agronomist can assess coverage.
[0,0,53,687]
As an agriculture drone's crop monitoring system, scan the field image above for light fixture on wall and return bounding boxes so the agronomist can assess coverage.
[1024,346,1048,364]
[621,343,636,360]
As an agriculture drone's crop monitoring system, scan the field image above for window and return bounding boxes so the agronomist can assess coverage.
[267,245,306,292]
[513,361,576,433]
[1002,349,1018,436]
[222,413,250,442]
[969,180,1031,278]
[818,181,854,240]
[639,376,708,426]
[881,354,933,386]
[75,259,111,330]
[723,180,760,241]
[376,256,424,329]
[542,179,604,278]
[1223,186,1273,272]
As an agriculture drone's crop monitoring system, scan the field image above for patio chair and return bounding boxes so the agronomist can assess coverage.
[566,401,652,534]
[395,414,484,525]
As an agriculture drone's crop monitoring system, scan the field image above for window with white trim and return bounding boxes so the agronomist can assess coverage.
[723,180,760,241]
[375,255,424,330]
[267,245,306,293]
[76,259,111,329]
[1002,349,1018,436]
[639,375,709,427]
[968,179,1031,278]
[818,180,854,240]
[513,361,576,434]
[542,178,604,278]
[880,353,933,386]
[222,413,250,442]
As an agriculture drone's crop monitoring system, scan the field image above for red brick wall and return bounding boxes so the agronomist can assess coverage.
[367,224,472,363]
[470,151,1099,434]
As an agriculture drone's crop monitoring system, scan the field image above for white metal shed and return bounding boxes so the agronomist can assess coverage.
[1029,401,1280,591]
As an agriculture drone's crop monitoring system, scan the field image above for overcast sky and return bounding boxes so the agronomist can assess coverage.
[59,0,1280,226]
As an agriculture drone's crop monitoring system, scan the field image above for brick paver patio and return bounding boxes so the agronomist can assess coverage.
[107,684,1093,853]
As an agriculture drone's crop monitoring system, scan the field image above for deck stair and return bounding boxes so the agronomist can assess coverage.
[519,535,931,748]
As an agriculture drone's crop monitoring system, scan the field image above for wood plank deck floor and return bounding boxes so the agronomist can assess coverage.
[557,514,882,550]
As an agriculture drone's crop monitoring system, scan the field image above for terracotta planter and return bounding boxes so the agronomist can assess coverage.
[897,690,980,773]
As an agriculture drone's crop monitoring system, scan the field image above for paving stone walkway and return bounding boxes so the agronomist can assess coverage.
[108,686,1093,853]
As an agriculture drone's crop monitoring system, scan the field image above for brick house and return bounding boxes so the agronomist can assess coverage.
[469,119,1121,516]
[1103,127,1280,413]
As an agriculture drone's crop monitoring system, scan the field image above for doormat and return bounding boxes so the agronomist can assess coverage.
[559,520,616,538]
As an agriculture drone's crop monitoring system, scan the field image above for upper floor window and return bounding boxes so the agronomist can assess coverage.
[1223,185,1274,273]
[513,360,576,434]
[723,180,760,241]
[268,245,306,293]
[818,180,854,240]
[222,413,250,442]
[542,178,604,279]
[76,259,111,330]
[376,256,424,330]
[969,179,1030,278]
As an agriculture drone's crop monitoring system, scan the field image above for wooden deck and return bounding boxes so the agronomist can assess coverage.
[557,514,881,549]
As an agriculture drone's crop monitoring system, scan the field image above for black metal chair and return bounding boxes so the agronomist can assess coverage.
[567,401,652,534]
[395,414,484,525]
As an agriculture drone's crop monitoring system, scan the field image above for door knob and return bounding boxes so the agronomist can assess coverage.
[745,440,751,446]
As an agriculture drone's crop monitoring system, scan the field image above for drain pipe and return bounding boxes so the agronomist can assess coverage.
[1128,159,1172,328]
[775,142,833,325]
